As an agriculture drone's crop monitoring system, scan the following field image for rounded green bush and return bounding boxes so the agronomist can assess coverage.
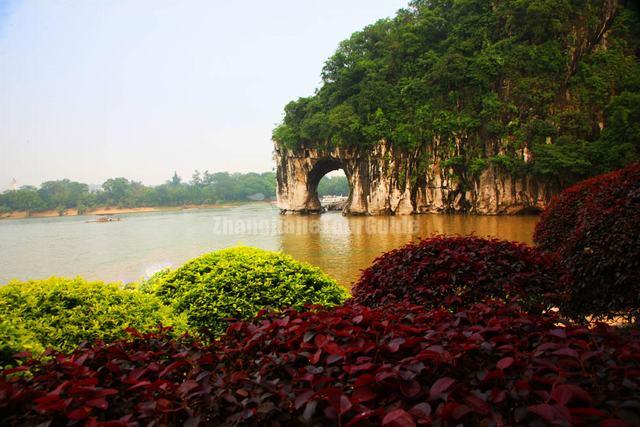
[0,277,185,359]
[152,247,348,335]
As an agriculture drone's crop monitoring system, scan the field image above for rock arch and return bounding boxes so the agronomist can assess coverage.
[274,141,554,215]
[275,149,345,215]
[306,158,347,212]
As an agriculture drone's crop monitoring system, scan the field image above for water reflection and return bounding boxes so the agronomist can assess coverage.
[279,212,538,286]
[0,203,538,286]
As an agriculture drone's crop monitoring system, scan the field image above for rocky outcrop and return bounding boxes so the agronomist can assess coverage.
[275,140,555,215]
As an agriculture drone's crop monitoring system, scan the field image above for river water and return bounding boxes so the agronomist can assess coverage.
[0,203,539,287]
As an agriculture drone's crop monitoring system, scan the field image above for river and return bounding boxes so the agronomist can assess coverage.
[0,203,539,286]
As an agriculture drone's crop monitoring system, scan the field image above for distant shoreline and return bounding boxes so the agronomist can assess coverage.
[0,203,252,220]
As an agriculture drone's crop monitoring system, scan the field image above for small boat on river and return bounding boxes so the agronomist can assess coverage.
[86,215,121,223]
[321,195,348,211]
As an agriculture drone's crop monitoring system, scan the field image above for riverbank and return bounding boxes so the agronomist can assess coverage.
[0,203,243,220]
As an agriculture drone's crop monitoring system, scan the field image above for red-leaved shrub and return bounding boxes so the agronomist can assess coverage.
[2,303,640,426]
[533,180,596,254]
[0,328,216,426]
[534,162,640,321]
[350,236,559,311]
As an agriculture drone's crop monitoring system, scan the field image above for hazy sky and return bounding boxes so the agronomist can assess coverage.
[0,0,408,188]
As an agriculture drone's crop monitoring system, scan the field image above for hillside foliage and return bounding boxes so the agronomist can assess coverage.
[273,0,640,187]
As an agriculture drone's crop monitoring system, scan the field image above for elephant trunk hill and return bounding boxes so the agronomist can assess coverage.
[273,0,640,215]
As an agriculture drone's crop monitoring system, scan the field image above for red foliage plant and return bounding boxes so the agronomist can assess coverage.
[534,162,640,321]
[2,303,640,426]
[350,236,560,311]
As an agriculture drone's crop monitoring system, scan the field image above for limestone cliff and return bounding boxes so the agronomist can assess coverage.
[275,140,554,215]
[272,0,635,216]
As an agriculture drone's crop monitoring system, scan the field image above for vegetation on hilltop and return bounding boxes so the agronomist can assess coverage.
[273,0,640,187]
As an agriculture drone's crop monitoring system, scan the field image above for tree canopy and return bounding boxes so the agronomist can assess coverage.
[0,172,274,213]
[273,0,640,186]
[0,172,350,213]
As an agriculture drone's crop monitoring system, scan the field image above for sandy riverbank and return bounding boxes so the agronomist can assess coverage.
[0,203,244,220]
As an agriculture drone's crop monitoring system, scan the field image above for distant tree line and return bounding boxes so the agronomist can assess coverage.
[0,171,349,214]
[317,175,349,197]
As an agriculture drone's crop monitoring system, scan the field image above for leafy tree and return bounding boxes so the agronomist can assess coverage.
[0,187,46,212]
[170,171,182,186]
[597,91,640,167]
[191,170,203,187]
[102,177,132,202]
[38,180,89,210]
[272,0,640,187]
[0,171,278,213]
[318,175,350,196]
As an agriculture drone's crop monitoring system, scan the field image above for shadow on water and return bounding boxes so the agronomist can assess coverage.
[278,211,538,287]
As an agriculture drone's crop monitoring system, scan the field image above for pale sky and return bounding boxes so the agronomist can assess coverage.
[0,0,408,188]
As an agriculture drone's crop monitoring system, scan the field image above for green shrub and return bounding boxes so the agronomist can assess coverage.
[137,268,171,294]
[0,318,43,367]
[152,247,348,335]
[0,277,185,358]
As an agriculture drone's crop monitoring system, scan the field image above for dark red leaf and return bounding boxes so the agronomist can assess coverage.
[496,357,514,370]
[529,404,571,423]
[552,384,592,405]
[68,407,91,420]
[294,390,314,410]
[87,398,109,410]
[429,377,455,400]
[409,402,431,419]
[382,409,416,427]
[351,387,377,404]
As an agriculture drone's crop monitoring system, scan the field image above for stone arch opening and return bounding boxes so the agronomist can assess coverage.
[275,141,553,215]
[307,158,351,213]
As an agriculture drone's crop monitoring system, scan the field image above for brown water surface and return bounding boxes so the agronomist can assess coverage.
[279,211,538,286]
[0,203,538,286]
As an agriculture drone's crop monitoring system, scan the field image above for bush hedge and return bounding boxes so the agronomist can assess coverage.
[2,302,639,426]
[351,236,559,312]
[150,247,348,335]
[533,180,595,254]
[0,277,184,363]
[0,319,42,368]
[534,162,640,321]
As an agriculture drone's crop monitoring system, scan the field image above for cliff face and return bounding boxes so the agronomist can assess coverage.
[273,1,638,215]
[275,140,554,215]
